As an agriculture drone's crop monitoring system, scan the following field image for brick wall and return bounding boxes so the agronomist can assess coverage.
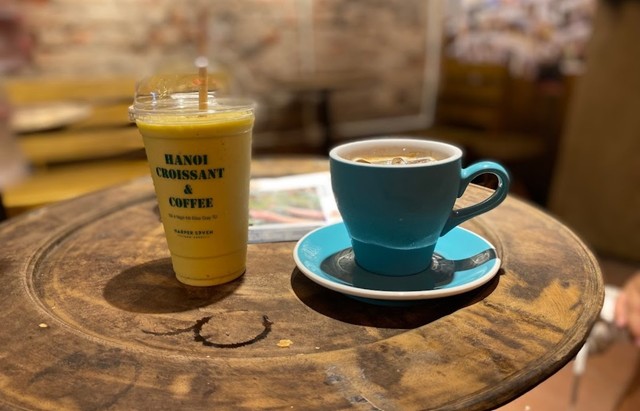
[4,0,443,138]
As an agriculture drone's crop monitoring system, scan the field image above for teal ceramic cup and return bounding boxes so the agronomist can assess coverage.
[329,138,510,276]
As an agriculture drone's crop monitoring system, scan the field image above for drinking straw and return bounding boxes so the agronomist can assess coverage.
[195,56,208,110]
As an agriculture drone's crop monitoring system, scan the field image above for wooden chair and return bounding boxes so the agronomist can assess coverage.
[1,76,149,218]
[428,58,571,204]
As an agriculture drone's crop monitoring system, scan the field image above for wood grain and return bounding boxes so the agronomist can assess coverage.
[0,176,603,410]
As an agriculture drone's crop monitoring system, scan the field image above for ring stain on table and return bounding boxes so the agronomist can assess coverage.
[143,314,273,349]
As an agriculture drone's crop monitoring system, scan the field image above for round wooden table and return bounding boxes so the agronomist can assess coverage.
[0,158,603,410]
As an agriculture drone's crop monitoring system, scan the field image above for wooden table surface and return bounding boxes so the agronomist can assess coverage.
[0,160,603,410]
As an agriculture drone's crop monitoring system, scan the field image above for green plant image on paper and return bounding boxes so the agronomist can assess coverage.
[249,187,324,226]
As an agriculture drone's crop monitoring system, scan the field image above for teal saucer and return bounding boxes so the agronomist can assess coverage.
[293,222,500,302]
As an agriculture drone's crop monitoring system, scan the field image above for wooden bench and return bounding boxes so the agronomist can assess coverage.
[1,76,150,217]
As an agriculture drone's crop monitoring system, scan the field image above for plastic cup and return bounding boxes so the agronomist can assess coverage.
[129,74,255,286]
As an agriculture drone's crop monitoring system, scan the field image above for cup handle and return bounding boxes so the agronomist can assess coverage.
[441,161,510,235]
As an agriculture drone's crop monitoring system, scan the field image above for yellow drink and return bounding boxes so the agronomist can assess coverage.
[135,109,254,286]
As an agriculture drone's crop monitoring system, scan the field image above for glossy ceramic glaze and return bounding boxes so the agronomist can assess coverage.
[294,222,501,303]
[329,138,509,276]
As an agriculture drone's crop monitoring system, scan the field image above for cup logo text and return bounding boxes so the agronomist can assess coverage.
[157,153,223,209]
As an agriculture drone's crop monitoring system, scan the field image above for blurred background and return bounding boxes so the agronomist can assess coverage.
[0,0,639,408]
[0,0,597,210]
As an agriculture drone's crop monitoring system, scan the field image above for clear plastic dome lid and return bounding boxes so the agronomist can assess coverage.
[128,72,254,122]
